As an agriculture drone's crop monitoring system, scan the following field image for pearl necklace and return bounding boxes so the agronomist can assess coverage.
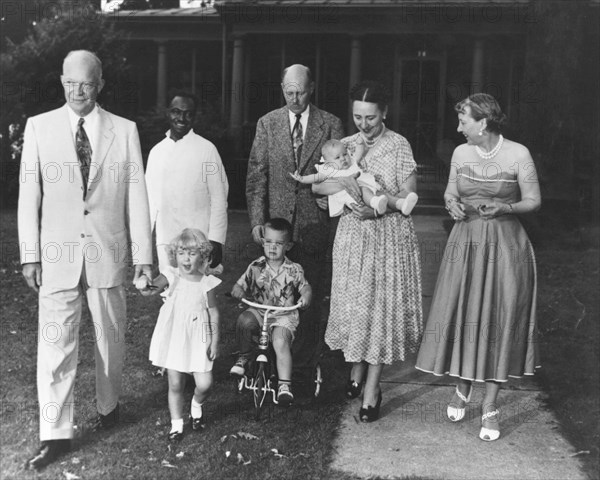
[360,124,386,148]
[475,134,504,160]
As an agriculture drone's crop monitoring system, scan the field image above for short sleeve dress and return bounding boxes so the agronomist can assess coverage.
[149,267,221,373]
[415,166,539,382]
[325,130,424,364]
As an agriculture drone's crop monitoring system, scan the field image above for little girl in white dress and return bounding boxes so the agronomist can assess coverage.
[137,228,221,442]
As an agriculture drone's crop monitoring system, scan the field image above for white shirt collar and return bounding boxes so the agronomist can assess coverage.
[67,103,99,129]
[165,128,195,143]
[66,104,100,149]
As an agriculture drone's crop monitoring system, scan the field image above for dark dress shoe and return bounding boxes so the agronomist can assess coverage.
[91,404,120,431]
[190,414,205,431]
[168,430,184,442]
[359,390,383,423]
[345,379,363,399]
[25,439,71,471]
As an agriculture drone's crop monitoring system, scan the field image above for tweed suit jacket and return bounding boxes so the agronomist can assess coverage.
[18,104,153,289]
[246,105,344,242]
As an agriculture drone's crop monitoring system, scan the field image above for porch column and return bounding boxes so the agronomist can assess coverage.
[229,35,245,151]
[314,40,321,106]
[156,40,168,109]
[471,38,484,93]
[191,47,197,94]
[348,36,363,132]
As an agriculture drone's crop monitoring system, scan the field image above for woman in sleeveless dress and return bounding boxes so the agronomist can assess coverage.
[315,81,423,423]
[415,93,541,441]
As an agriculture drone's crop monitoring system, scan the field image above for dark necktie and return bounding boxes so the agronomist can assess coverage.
[292,113,303,167]
[76,117,92,198]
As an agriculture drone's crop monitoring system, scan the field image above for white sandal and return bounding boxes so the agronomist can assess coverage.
[447,385,472,422]
[479,409,500,441]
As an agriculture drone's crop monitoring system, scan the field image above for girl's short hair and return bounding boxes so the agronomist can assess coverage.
[454,93,507,134]
[166,228,213,268]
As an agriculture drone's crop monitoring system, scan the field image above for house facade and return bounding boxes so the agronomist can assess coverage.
[107,0,598,204]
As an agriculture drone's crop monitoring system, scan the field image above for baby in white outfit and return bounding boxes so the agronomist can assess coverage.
[290,139,418,217]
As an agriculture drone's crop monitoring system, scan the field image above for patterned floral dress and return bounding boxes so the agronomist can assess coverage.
[415,166,539,382]
[325,130,423,364]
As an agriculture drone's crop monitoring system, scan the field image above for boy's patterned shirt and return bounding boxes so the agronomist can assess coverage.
[235,256,309,307]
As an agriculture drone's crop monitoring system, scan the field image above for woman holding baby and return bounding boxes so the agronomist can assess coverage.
[315,80,423,423]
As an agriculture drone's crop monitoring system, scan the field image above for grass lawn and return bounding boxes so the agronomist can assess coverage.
[0,210,366,480]
[533,226,600,480]
[0,209,598,480]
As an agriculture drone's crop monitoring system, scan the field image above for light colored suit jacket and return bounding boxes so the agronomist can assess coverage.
[18,104,152,289]
[246,105,344,242]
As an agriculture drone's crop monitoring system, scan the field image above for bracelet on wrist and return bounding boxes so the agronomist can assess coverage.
[506,203,514,214]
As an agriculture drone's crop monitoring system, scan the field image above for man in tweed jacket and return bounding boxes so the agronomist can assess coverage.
[246,64,343,366]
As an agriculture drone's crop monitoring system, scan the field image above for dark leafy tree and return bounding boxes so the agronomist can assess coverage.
[1,0,130,206]
[517,0,599,222]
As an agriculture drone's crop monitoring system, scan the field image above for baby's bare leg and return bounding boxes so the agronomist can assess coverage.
[362,187,375,205]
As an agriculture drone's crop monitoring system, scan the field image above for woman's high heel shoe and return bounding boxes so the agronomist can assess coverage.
[359,390,382,423]
[345,379,362,399]
[479,409,500,441]
[447,384,473,422]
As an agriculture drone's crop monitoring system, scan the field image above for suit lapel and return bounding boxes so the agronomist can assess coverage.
[58,105,78,165]
[275,107,296,171]
[298,105,324,174]
[90,106,115,185]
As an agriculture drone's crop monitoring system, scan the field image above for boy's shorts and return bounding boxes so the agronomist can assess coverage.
[245,307,299,340]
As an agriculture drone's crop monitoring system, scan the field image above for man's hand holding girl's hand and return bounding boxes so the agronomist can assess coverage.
[135,275,157,296]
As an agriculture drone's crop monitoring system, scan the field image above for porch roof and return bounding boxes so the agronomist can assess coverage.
[108,6,219,18]
[215,0,532,5]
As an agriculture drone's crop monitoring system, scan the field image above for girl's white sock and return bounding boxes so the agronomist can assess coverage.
[191,398,203,419]
[170,418,184,434]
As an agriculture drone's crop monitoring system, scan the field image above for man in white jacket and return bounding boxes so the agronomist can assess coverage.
[18,50,153,471]
[146,92,229,272]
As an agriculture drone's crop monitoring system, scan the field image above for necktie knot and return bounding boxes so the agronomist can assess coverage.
[78,117,85,128]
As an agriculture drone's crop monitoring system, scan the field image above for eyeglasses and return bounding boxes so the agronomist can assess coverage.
[62,81,98,92]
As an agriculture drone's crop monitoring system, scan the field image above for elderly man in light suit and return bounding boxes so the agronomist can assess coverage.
[18,50,152,471]
[245,64,343,378]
